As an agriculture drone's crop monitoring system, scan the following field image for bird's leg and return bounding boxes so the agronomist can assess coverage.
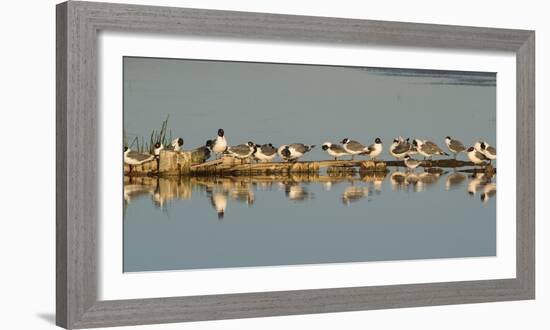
[334,157,337,161]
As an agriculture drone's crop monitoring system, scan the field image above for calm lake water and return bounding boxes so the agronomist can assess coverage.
[123,57,497,272]
[123,169,496,272]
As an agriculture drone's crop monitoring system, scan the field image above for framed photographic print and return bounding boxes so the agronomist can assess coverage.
[56,1,535,328]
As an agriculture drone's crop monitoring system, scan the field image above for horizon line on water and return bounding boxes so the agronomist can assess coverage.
[123,55,497,87]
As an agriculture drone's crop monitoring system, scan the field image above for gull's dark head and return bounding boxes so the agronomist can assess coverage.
[393,138,399,143]
[154,142,162,149]
[124,146,128,152]
[375,137,382,144]
[341,138,349,144]
[176,137,184,146]
[467,147,475,152]
[217,128,224,137]
[445,136,451,140]
[282,146,291,158]
[480,142,486,149]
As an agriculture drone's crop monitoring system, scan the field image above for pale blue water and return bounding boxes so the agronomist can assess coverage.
[123,170,496,272]
[123,57,496,272]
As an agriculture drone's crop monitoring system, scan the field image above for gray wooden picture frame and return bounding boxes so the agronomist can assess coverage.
[56,1,535,328]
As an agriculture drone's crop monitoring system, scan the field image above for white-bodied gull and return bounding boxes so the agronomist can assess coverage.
[321,142,348,160]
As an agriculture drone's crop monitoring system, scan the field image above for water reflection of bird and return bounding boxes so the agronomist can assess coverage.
[360,172,386,192]
[405,172,419,185]
[481,183,496,203]
[253,181,275,191]
[373,174,384,192]
[124,147,154,173]
[123,180,155,204]
[152,179,166,208]
[467,173,485,196]
[210,191,228,219]
[445,172,467,190]
[416,172,439,192]
[445,136,466,159]
[342,185,369,205]
[390,171,408,191]
[230,183,255,206]
[280,182,311,201]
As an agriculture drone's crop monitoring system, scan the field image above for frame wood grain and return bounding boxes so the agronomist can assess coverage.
[56,1,535,328]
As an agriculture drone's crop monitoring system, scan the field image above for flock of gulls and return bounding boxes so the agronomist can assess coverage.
[123,128,497,172]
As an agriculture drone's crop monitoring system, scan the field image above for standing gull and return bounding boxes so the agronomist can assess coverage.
[389,138,411,160]
[211,128,228,159]
[192,140,213,163]
[363,137,383,160]
[253,143,278,162]
[170,137,184,151]
[278,143,315,162]
[153,142,164,156]
[123,147,154,173]
[321,142,348,160]
[466,146,488,167]
[341,138,369,160]
[480,142,497,164]
[153,142,164,169]
[413,139,448,159]
[474,141,484,153]
[225,141,256,164]
[403,155,422,172]
[444,136,466,159]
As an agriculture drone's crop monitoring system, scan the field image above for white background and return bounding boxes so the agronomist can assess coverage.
[0,0,547,329]
[100,33,517,300]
